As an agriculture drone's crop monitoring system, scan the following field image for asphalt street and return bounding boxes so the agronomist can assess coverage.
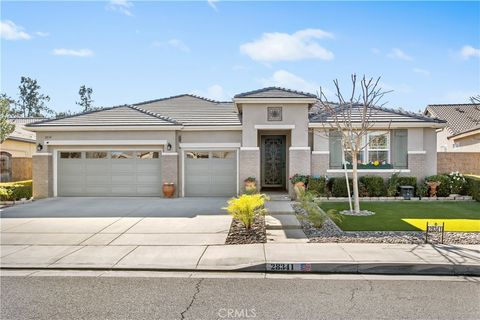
[1,273,479,320]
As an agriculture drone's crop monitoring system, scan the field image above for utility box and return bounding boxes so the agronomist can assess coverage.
[400,186,414,200]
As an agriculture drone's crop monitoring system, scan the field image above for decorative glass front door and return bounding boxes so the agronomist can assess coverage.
[261,135,286,188]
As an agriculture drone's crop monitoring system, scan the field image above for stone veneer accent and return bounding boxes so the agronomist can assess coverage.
[32,153,53,199]
[408,153,427,181]
[311,153,329,177]
[288,148,311,196]
[239,148,260,193]
[161,153,179,197]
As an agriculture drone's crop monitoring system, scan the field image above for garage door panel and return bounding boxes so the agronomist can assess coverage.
[58,150,162,197]
[184,150,237,197]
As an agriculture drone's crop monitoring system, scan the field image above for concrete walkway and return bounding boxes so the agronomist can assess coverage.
[265,201,308,243]
[1,243,478,276]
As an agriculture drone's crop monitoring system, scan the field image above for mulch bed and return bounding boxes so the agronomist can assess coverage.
[225,215,266,245]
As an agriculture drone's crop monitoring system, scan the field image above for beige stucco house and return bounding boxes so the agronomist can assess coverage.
[1,118,41,182]
[425,104,480,152]
[26,87,446,199]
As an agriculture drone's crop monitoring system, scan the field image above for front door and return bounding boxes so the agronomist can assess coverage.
[261,135,286,188]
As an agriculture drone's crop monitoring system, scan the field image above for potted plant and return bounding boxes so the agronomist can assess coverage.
[244,177,257,195]
[290,174,308,188]
[162,182,175,198]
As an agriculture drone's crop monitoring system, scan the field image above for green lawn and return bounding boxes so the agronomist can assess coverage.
[320,201,480,232]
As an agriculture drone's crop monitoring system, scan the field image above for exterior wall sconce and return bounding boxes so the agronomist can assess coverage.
[166,143,172,151]
[36,143,43,152]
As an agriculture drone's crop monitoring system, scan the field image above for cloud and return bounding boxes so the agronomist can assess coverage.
[459,45,480,59]
[240,29,334,62]
[259,70,318,94]
[207,0,219,11]
[52,48,94,57]
[106,0,134,16]
[0,20,31,40]
[152,39,190,53]
[413,68,430,76]
[387,48,413,61]
[34,31,49,37]
[192,84,231,101]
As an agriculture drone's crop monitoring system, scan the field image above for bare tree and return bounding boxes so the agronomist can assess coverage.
[316,74,390,213]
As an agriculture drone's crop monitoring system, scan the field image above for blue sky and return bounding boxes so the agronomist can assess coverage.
[1,1,479,113]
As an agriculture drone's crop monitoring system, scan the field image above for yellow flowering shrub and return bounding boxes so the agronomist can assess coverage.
[224,194,268,229]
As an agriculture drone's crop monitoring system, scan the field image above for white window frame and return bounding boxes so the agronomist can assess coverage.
[342,131,391,165]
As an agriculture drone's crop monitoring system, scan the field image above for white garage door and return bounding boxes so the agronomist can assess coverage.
[57,151,162,196]
[184,150,237,197]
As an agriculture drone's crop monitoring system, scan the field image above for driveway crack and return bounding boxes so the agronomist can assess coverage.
[180,278,204,320]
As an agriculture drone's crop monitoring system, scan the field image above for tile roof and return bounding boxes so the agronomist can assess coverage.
[134,94,241,126]
[234,87,317,99]
[309,103,446,124]
[27,105,178,127]
[7,118,42,142]
[425,104,480,136]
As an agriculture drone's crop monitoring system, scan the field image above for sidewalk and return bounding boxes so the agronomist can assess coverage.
[1,243,479,276]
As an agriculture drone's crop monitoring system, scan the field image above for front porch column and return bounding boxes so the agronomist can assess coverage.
[239,147,260,194]
[288,147,311,197]
[161,152,179,197]
[32,153,53,199]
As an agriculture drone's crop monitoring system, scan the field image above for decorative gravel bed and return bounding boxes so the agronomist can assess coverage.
[294,204,480,245]
[225,215,267,245]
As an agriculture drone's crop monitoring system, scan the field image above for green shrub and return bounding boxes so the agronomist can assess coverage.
[416,183,428,198]
[359,175,386,197]
[465,175,480,202]
[387,173,400,196]
[425,175,451,197]
[386,174,417,196]
[448,172,468,195]
[308,176,327,196]
[298,190,341,228]
[330,177,353,197]
[0,180,33,201]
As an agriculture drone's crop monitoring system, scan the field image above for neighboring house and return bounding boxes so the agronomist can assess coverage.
[25,87,446,199]
[424,104,480,152]
[1,118,42,182]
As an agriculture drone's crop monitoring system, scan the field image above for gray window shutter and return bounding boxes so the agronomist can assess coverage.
[329,130,343,169]
[392,129,408,168]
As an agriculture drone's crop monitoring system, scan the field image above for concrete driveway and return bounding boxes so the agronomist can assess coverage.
[0,197,232,246]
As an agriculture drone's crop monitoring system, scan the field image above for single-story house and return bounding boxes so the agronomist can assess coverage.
[424,104,480,152]
[26,87,446,199]
[1,118,42,182]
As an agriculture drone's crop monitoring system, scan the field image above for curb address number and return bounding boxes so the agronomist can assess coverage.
[267,263,312,272]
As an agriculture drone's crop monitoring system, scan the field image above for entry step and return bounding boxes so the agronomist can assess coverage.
[266,229,308,243]
[265,201,295,215]
[265,214,302,230]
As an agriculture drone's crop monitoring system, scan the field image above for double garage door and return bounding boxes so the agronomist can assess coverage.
[184,150,237,197]
[57,149,238,197]
[58,151,162,197]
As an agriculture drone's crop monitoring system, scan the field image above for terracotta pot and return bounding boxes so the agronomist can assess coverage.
[294,181,305,188]
[245,181,256,189]
[162,183,175,198]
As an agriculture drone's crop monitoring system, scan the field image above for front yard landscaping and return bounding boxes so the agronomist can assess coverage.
[294,197,480,244]
[320,201,480,232]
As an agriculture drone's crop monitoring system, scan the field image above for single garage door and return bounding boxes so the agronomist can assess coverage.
[184,150,237,196]
[58,151,162,196]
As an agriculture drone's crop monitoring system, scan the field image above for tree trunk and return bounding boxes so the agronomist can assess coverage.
[352,153,361,213]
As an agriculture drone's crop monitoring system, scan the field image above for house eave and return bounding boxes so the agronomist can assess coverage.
[25,125,183,132]
[308,122,447,129]
[234,97,317,104]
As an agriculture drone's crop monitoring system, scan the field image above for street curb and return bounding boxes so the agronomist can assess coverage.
[2,262,479,276]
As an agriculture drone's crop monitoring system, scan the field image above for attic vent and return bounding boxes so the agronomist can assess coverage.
[455,107,465,113]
